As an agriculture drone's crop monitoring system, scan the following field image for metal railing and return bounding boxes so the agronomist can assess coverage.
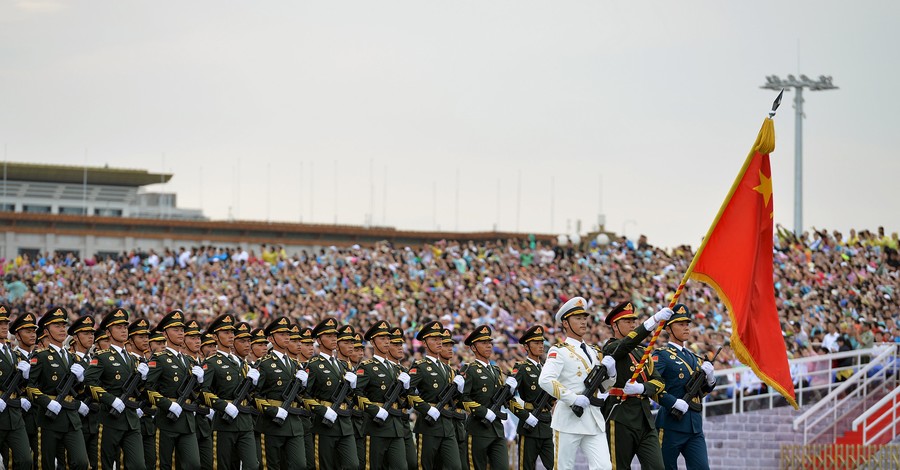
[699,344,899,421]
[852,383,900,446]
[791,344,900,444]
[780,444,900,470]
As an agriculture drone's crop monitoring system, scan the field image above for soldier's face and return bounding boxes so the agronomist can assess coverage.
[337,340,354,358]
[352,346,364,362]
[201,343,217,357]
[0,321,8,339]
[424,337,442,355]
[216,330,235,348]
[109,324,129,344]
[472,340,492,360]
[565,314,589,337]
[372,336,390,355]
[184,334,201,354]
[299,342,314,360]
[131,333,149,352]
[48,323,67,344]
[234,337,251,357]
[150,341,166,353]
[613,318,637,338]
[251,342,268,358]
[98,338,111,351]
[388,342,405,361]
[317,333,337,351]
[439,343,453,360]
[287,338,301,355]
[527,341,545,358]
[164,326,185,346]
[76,331,94,349]
[16,328,36,349]
[668,322,692,343]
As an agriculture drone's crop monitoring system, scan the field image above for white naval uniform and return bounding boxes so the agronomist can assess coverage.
[538,337,615,470]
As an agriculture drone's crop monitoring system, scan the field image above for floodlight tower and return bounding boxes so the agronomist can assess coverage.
[761,75,838,236]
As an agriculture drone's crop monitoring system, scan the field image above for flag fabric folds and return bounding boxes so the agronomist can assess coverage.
[687,117,798,408]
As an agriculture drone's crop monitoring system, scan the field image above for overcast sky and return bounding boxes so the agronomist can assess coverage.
[1,1,897,248]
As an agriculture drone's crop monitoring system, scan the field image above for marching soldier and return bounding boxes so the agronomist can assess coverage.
[512,325,555,470]
[653,305,717,470]
[334,324,365,466]
[247,329,268,365]
[129,319,157,470]
[0,306,34,470]
[26,308,90,470]
[67,316,98,470]
[201,314,260,470]
[460,324,519,470]
[145,309,204,470]
[293,326,316,466]
[305,317,358,470]
[601,301,672,470]
[538,297,617,470]
[439,328,467,466]
[355,321,409,469]
[387,326,416,470]
[84,309,148,470]
[254,316,308,470]
[183,319,215,470]
[11,312,39,468]
[408,320,462,470]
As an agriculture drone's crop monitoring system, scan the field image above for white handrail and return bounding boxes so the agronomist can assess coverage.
[852,385,900,431]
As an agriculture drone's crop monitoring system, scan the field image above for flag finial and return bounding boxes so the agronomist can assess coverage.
[769,89,784,118]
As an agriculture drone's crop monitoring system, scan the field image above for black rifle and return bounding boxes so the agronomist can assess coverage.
[272,376,306,425]
[110,359,147,417]
[671,347,722,420]
[1,370,24,408]
[321,378,352,428]
[480,384,513,425]
[425,381,461,423]
[47,372,80,416]
[167,374,198,420]
[522,390,553,431]
[373,379,404,425]
[571,364,610,418]
[222,375,261,424]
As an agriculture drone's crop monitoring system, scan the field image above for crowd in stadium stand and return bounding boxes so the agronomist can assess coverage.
[2,226,898,396]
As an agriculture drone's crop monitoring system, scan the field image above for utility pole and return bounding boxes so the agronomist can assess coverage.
[761,74,838,236]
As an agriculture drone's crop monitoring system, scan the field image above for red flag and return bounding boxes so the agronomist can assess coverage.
[687,117,797,408]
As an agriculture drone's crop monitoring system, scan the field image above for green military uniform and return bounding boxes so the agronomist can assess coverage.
[145,310,202,470]
[441,328,468,467]
[253,316,308,470]
[333,324,366,468]
[200,314,260,470]
[304,317,357,470]
[389,326,417,470]
[459,325,520,470]
[511,325,555,470]
[178,319,213,470]
[355,321,407,469]
[0,307,34,470]
[11,312,39,470]
[408,321,461,470]
[84,311,147,470]
[291,327,315,469]
[66,316,99,470]
[653,305,716,470]
[601,301,666,470]
[245,328,267,466]
[25,308,89,470]
[143,330,166,470]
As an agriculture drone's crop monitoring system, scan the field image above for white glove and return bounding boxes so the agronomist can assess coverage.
[293,369,307,386]
[572,395,590,409]
[525,413,538,427]
[225,403,239,419]
[426,406,440,421]
[398,372,410,389]
[701,362,716,385]
[323,407,337,423]
[673,399,689,414]
[0,399,6,413]
[16,360,31,379]
[453,375,465,393]
[137,363,150,380]
[248,368,261,386]
[343,371,357,388]
[111,397,126,413]
[375,407,389,421]
[601,356,617,377]
[137,408,144,418]
[70,363,85,382]
[644,307,674,330]
[168,402,183,418]
[47,400,62,415]
[275,407,288,421]
[78,402,90,416]
[623,381,645,396]
[207,408,215,420]
[20,398,31,412]
[484,409,497,423]
[191,365,205,383]
[504,377,518,392]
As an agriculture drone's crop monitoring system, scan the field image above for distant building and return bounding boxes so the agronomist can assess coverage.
[0,161,205,220]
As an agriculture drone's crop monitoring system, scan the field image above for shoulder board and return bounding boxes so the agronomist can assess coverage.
[34,348,48,355]
[413,359,428,365]
[361,359,375,366]
[554,342,565,348]
[308,355,324,363]
[96,349,114,357]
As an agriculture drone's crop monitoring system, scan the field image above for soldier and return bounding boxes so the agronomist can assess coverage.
[94,328,111,352]
[200,314,260,470]
[512,325,555,470]
[145,309,204,470]
[183,319,215,470]
[0,306,34,470]
[355,321,409,469]
[305,317,358,470]
[149,331,167,355]
[439,328,467,466]
[459,324,519,470]
[538,297,617,470]
[67,316,98,470]
[25,308,90,470]
[601,301,671,470]
[247,329,268,365]
[11,312,39,468]
[254,316,308,469]
[233,322,252,359]
[334,324,365,465]
[653,305,717,470]
[128,319,157,470]
[407,320,462,470]
[293,326,316,466]
[387,326,416,470]
[84,309,147,470]
[201,334,217,359]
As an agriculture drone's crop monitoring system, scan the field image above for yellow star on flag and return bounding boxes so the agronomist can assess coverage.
[753,170,772,207]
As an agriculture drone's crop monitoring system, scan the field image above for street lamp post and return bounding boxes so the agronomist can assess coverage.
[761,75,838,237]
